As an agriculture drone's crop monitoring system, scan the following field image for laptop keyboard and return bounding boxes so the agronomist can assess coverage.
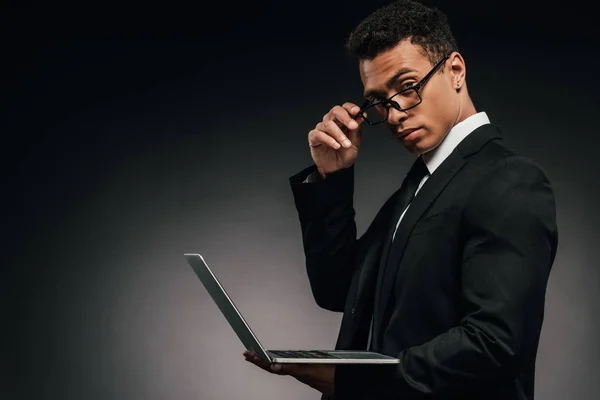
[268,350,338,359]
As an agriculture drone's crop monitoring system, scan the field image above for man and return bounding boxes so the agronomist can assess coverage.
[244,1,558,399]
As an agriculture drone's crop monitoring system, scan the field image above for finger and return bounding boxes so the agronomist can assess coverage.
[352,108,368,123]
[270,363,285,374]
[246,356,273,372]
[317,120,353,149]
[322,105,358,131]
[253,356,271,367]
[341,104,365,148]
[247,360,271,372]
[342,102,368,120]
[308,129,342,150]
[347,122,363,148]
[332,103,360,130]
[243,351,264,365]
[270,363,297,376]
[342,102,360,113]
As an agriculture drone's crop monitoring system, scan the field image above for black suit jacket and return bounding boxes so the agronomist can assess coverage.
[289,124,558,400]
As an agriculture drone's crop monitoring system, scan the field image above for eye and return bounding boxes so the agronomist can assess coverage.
[400,81,416,91]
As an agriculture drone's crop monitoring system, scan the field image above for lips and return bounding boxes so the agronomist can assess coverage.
[396,128,419,139]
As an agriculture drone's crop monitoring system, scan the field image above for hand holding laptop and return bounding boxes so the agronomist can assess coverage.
[243,350,335,397]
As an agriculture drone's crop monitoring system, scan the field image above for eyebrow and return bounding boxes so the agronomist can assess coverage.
[363,67,418,99]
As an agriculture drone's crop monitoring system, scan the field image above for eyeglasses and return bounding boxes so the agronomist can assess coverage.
[354,55,450,125]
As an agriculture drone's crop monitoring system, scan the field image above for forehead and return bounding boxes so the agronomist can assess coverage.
[359,39,431,91]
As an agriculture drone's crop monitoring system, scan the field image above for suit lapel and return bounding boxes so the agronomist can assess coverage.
[372,124,503,343]
[374,151,467,334]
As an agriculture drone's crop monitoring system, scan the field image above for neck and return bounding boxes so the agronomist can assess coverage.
[454,91,477,126]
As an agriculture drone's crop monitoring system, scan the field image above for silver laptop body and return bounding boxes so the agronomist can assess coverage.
[184,253,399,364]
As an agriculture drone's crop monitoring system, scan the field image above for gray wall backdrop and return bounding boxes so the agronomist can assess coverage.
[3,1,599,399]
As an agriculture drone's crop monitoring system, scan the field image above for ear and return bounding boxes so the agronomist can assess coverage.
[448,52,466,90]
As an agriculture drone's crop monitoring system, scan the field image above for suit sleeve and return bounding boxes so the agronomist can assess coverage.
[289,165,357,312]
[334,156,558,398]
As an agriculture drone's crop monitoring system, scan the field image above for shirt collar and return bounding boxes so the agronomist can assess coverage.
[422,111,490,174]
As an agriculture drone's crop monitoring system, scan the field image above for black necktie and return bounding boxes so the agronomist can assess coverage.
[386,155,428,262]
[391,156,429,232]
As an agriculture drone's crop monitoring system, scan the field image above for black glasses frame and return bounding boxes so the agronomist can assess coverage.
[353,55,450,125]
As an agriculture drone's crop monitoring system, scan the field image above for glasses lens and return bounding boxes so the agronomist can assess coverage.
[360,102,388,124]
[362,89,422,125]
[391,88,421,111]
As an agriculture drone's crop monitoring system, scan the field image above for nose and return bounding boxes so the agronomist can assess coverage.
[386,104,408,125]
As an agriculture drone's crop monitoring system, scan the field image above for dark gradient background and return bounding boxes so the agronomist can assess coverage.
[3,1,599,399]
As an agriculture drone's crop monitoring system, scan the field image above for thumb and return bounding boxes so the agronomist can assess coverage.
[347,105,365,147]
[347,123,362,148]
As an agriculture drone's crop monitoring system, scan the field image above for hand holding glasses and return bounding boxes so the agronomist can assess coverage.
[306,55,449,178]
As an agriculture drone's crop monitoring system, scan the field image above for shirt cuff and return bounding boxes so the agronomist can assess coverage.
[302,170,323,183]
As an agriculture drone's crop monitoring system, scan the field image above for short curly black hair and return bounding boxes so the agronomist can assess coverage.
[346,0,458,66]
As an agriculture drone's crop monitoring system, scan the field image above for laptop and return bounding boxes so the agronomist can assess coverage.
[184,253,399,364]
